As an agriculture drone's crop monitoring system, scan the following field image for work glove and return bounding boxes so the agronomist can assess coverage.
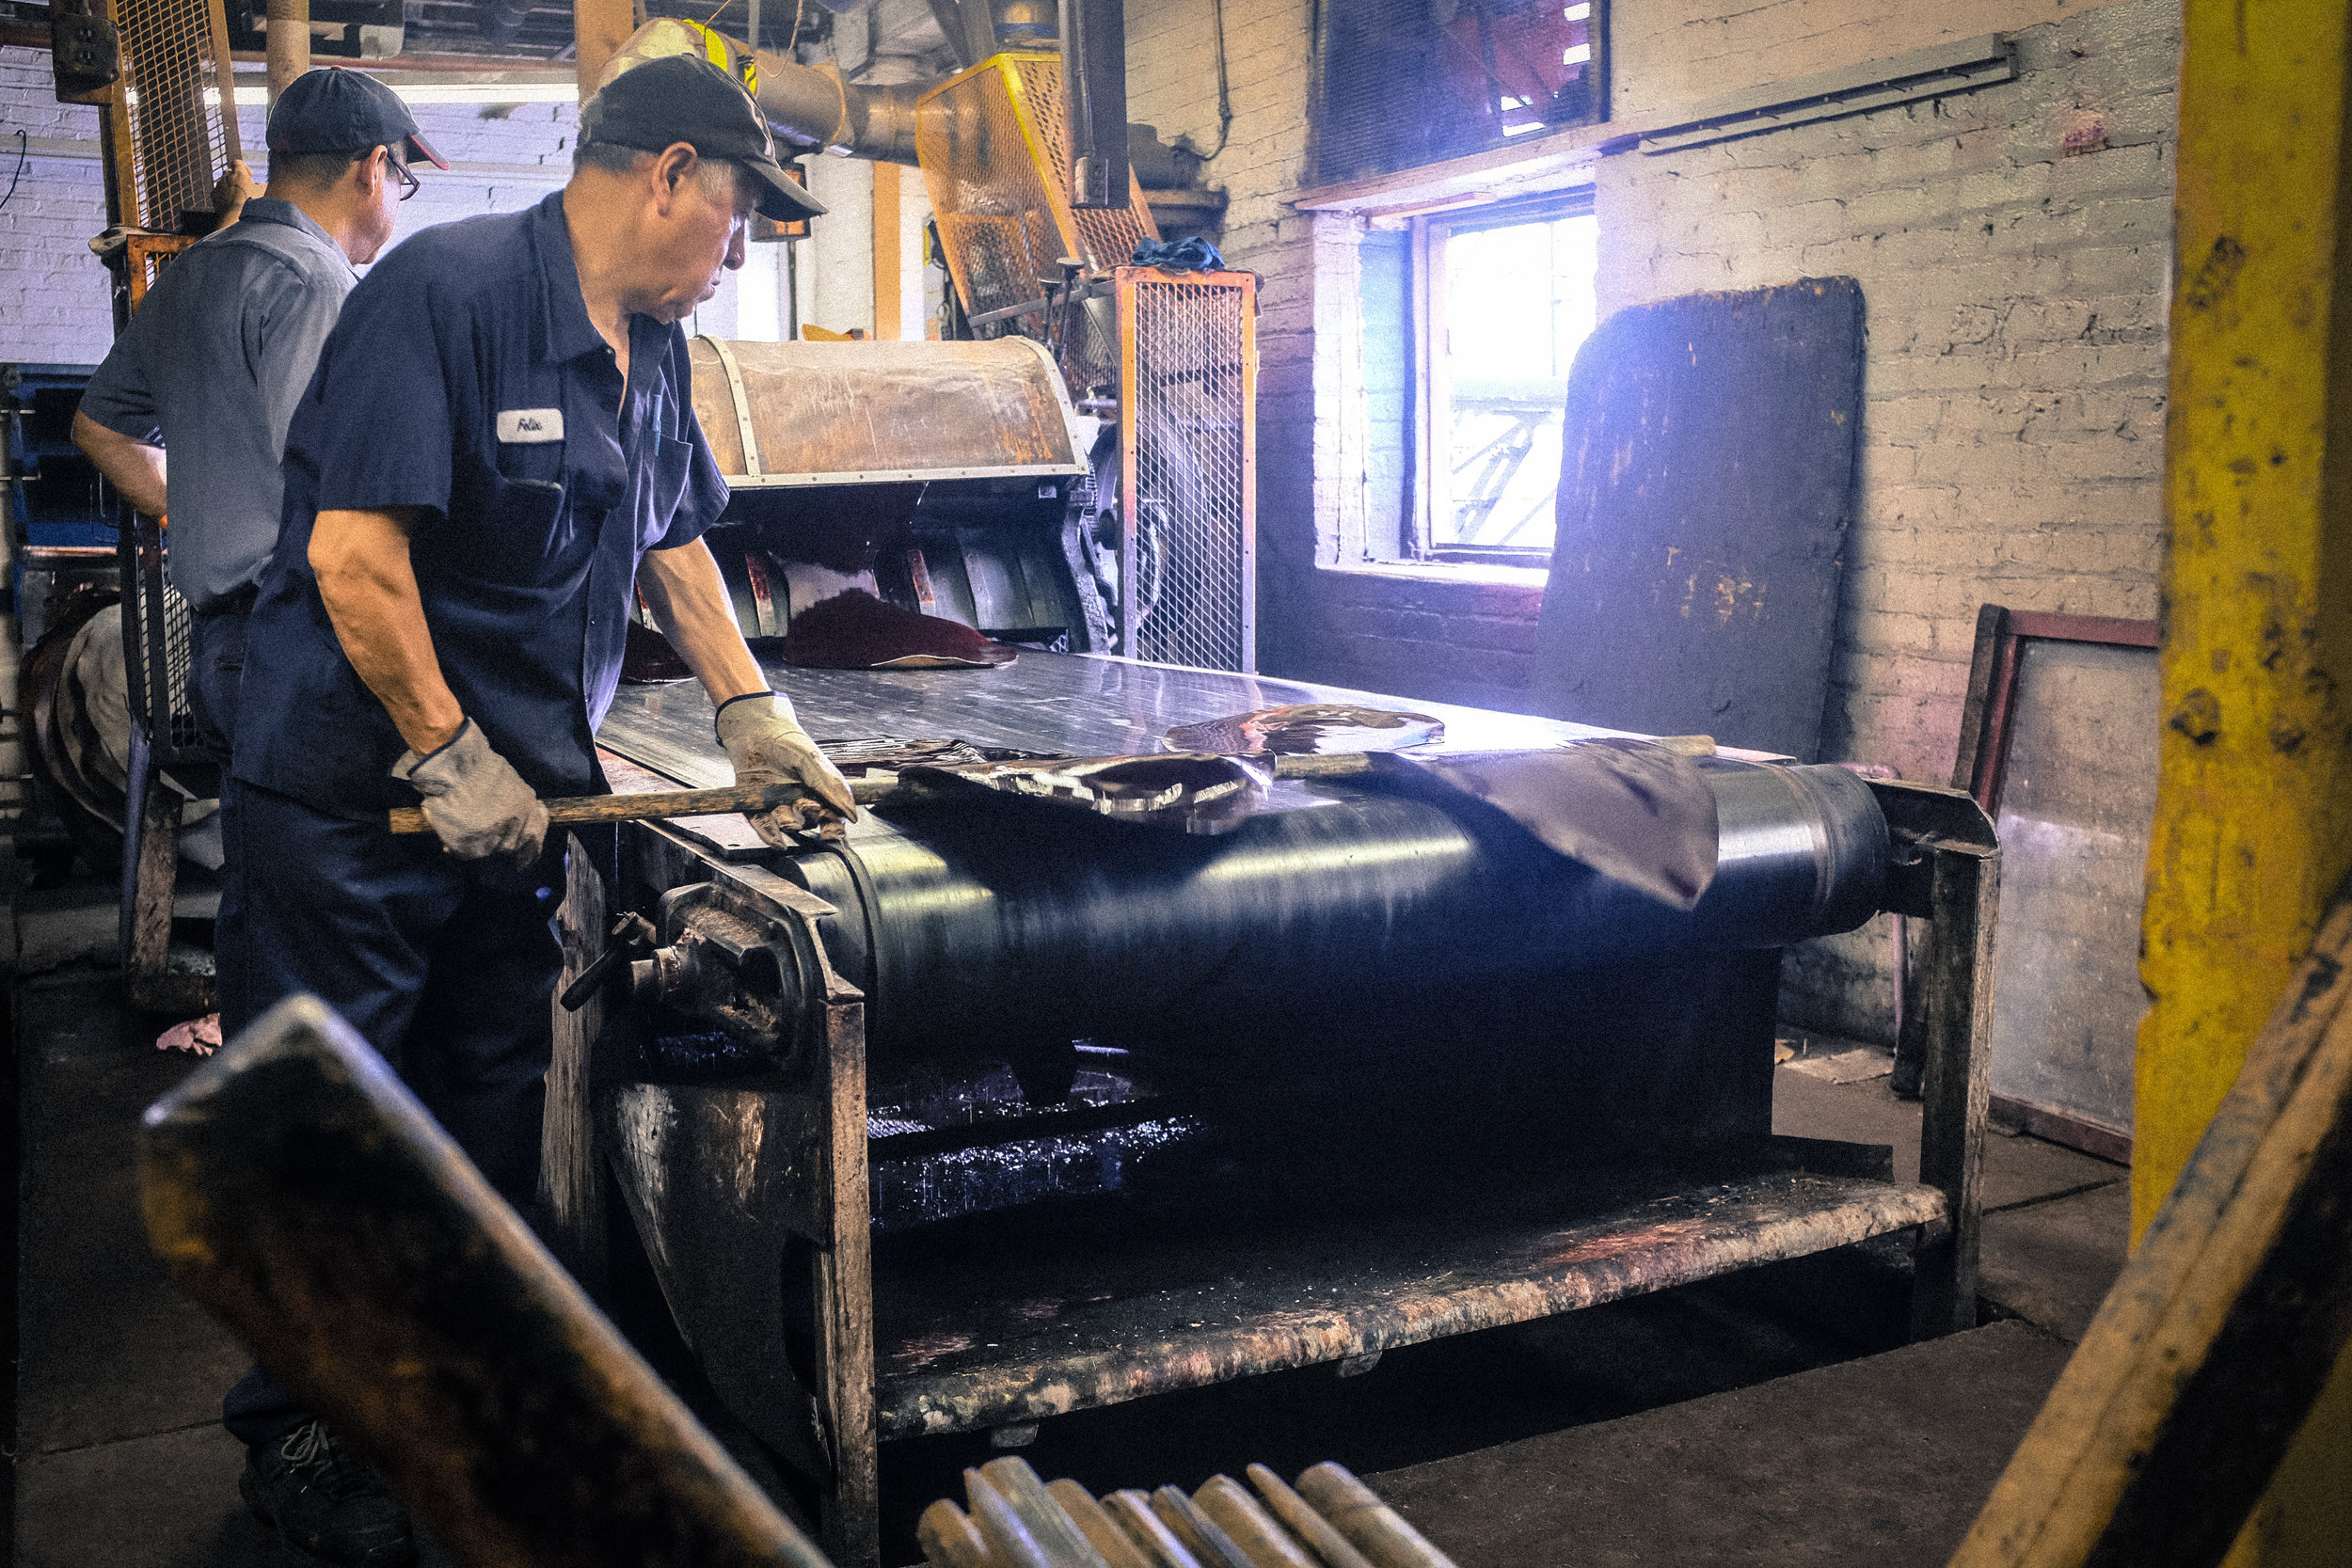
[391,718,549,869]
[716,691,858,848]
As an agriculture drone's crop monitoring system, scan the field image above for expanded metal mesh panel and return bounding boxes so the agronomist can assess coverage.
[1120,269,1255,673]
[119,515,204,759]
[916,55,1158,391]
[113,0,235,232]
[1005,55,1155,268]
[917,63,1065,322]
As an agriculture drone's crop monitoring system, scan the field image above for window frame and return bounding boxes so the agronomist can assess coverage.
[1409,185,1598,565]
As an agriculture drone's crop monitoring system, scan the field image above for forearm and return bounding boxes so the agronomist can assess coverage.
[310,508,467,755]
[70,411,168,516]
[637,540,770,707]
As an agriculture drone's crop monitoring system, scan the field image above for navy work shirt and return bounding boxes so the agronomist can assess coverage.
[77,198,356,609]
[233,189,732,816]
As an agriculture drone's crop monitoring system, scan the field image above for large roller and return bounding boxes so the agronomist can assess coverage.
[626,757,1888,1069]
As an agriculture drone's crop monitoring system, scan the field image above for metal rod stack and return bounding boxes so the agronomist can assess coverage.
[920,1458,1459,1568]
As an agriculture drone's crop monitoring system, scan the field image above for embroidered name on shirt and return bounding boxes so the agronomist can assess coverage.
[497,408,564,443]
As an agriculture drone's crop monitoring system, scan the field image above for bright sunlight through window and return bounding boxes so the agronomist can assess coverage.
[1433,210,1600,556]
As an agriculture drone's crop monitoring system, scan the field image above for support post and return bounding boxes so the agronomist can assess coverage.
[1910,839,1996,1339]
[814,981,878,1568]
[2138,2,2352,1559]
[262,0,309,102]
[574,0,640,100]
[1866,780,1997,1340]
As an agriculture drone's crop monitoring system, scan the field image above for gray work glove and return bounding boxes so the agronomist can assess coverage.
[391,718,549,869]
[716,691,858,848]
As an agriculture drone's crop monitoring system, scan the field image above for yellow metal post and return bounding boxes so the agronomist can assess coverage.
[2142,2,2352,1562]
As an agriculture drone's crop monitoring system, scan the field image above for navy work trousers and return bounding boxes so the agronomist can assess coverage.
[215,777,569,1449]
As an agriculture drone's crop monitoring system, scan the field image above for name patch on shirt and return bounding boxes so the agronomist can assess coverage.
[496,408,564,444]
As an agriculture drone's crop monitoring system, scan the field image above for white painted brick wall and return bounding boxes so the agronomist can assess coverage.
[1,49,576,367]
[1123,0,2179,1037]
[1600,1,2179,785]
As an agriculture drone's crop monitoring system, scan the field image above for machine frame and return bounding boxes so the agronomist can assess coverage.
[541,664,1996,1568]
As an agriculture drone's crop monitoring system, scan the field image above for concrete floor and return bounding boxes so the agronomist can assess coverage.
[5,868,2130,1568]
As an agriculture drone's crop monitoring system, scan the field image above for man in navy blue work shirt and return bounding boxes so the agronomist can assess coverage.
[73,68,443,753]
[218,55,852,1568]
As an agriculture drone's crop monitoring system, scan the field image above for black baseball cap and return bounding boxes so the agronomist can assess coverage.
[581,54,827,221]
[268,67,448,169]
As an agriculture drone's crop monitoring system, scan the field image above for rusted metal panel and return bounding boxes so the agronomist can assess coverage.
[869,1169,1947,1439]
[687,337,1089,486]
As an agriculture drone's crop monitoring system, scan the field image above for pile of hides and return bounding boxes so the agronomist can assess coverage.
[783,590,1017,671]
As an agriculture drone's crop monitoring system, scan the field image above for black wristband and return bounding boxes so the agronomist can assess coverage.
[713,690,782,741]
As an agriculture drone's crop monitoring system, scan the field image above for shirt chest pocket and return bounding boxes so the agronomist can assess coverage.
[437,469,585,589]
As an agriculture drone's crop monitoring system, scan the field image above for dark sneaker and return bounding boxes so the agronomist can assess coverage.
[238,1419,416,1568]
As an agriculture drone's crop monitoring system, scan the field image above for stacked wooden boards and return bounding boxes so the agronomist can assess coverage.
[919,1457,1457,1568]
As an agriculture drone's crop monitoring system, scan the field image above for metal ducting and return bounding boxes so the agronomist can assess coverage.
[748,51,926,163]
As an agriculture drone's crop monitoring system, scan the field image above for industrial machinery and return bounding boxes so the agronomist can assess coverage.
[557,640,1999,1566]
[609,18,1258,673]
[569,141,2000,1558]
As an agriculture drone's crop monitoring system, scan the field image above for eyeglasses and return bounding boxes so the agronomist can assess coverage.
[384,150,419,201]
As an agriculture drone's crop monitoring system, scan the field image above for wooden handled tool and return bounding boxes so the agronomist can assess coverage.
[389,735,1717,836]
[386,778,893,835]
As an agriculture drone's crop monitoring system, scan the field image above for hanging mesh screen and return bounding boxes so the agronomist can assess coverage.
[915,53,1157,394]
[1120,269,1256,673]
[113,0,238,232]
[1315,0,1606,186]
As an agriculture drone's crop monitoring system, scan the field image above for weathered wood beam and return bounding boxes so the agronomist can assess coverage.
[1948,897,2352,1568]
[138,993,835,1568]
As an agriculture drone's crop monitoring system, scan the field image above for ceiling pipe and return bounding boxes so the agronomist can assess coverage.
[594,12,1180,183]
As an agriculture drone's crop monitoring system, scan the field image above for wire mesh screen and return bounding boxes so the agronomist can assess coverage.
[119,515,206,760]
[916,54,1158,392]
[112,0,237,232]
[1120,269,1256,673]
[1315,0,1606,186]
[1006,55,1155,270]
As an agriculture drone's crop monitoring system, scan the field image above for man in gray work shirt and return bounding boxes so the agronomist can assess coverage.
[74,66,444,754]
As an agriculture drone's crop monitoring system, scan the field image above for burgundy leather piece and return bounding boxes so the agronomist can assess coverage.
[781,590,1017,671]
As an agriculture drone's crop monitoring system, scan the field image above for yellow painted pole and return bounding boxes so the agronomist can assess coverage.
[2142,2,2352,1563]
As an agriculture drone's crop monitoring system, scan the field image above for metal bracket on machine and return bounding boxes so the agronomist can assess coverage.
[600,872,883,1565]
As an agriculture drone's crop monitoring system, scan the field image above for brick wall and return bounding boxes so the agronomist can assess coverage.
[1609,0,2134,119]
[1,48,112,364]
[1129,0,2177,1037]
[0,50,576,368]
[1603,0,2176,783]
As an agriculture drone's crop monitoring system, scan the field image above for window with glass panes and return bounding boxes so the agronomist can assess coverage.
[1416,192,1599,561]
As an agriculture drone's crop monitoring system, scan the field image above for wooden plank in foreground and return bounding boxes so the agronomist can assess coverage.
[1948,898,2352,1568]
[137,993,835,1568]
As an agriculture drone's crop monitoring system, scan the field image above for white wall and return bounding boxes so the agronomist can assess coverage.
[0,52,579,367]
[798,152,876,336]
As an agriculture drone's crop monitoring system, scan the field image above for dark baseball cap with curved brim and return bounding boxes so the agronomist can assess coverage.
[580,53,828,222]
[267,66,447,169]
